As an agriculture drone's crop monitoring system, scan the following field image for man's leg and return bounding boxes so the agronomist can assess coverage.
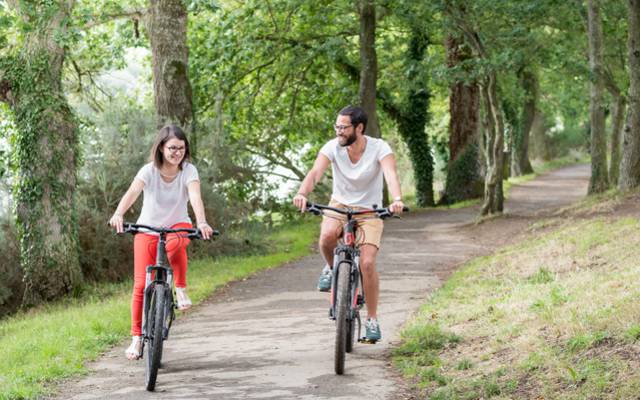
[319,217,342,267]
[359,244,379,319]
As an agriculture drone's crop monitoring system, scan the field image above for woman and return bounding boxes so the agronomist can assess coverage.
[109,124,214,360]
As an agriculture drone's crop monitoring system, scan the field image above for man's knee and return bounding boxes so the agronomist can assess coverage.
[360,257,376,274]
[319,230,338,248]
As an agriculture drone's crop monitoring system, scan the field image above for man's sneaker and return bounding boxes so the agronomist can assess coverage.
[317,265,332,292]
[365,318,382,342]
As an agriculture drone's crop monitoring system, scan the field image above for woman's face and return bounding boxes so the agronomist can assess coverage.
[162,138,186,167]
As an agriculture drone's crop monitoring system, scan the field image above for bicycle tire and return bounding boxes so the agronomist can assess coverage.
[345,312,356,353]
[145,284,166,391]
[334,261,350,375]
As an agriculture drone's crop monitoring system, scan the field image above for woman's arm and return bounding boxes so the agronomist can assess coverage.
[187,180,214,240]
[109,178,145,233]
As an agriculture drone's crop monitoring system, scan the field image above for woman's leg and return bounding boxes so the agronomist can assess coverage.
[132,233,158,336]
[166,222,192,289]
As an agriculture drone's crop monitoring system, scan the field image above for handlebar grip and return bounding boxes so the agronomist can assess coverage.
[403,206,410,212]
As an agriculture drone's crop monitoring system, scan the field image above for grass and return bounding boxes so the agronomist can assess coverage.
[394,191,640,399]
[0,219,318,400]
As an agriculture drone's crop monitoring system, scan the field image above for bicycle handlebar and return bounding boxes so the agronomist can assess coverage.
[122,223,221,239]
[305,202,409,220]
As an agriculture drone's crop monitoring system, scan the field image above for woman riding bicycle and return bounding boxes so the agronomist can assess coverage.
[109,124,214,360]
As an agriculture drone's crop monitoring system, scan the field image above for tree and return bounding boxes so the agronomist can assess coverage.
[444,2,505,215]
[357,0,380,139]
[441,33,482,204]
[511,67,536,176]
[146,0,195,153]
[586,0,609,193]
[619,0,640,189]
[0,0,83,305]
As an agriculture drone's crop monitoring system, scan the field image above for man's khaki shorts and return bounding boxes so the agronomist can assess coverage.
[322,200,384,248]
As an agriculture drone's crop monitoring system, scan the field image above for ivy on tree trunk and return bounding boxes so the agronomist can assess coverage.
[586,0,609,193]
[619,0,640,190]
[0,0,82,305]
[511,68,536,177]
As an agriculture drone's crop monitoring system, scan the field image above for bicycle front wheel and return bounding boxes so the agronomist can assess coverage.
[145,284,166,391]
[334,261,350,375]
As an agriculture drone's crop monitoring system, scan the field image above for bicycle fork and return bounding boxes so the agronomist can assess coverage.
[141,265,175,339]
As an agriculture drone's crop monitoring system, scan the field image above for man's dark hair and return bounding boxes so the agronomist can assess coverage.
[339,105,368,133]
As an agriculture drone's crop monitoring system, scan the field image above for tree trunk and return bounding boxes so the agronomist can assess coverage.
[357,0,380,140]
[609,95,626,185]
[511,68,536,176]
[0,0,82,305]
[530,110,552,160]
[396,29,434,207]
[480,73,505,215]
[619,0,640,190]
[146,0,196,153]
[586,0,609,193]
[441,34,482,204]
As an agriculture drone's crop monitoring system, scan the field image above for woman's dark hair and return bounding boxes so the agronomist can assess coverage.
[338,105,368,133]
[149,124,191,169]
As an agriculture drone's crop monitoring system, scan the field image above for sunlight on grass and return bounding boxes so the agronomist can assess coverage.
[395,200,640,399]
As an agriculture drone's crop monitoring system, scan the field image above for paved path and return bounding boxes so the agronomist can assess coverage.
[54,164,590,400]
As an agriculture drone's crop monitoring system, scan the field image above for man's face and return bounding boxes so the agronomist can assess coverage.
[335,115,357,147]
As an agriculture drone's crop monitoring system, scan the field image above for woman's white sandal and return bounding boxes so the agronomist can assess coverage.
[125,336,143,360]
[175,287,192,311]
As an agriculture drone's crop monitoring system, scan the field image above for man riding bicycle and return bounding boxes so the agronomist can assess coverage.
[293,105,404,342]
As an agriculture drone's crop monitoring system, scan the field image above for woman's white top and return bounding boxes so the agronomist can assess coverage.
[134,162,199,230]
[319,136,392,208]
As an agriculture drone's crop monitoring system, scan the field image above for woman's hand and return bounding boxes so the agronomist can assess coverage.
[198,222,214,240]
[109,212,124,233]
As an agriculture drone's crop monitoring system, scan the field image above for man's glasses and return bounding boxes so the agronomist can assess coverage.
[165,146,186,153]
[334,124,353,131]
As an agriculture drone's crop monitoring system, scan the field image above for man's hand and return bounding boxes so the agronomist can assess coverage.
[389,200,405,214]
[293,193,308,211]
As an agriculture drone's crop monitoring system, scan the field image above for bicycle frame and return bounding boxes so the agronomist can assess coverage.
[330,218,364,324]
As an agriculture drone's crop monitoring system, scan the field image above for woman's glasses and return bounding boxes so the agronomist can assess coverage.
[165,146,185,153]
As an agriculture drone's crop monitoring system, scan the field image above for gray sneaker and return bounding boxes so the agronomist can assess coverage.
[317,265,332,292]
[365,318,382,342]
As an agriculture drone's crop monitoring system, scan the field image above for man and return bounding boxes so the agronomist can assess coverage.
[293,105,404,342]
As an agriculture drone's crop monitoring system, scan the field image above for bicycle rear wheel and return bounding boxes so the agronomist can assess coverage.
[334,261,350,375]
[145,284,166,391]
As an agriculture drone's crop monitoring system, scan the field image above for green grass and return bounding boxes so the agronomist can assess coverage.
[0,219,318,400]
[394,192,640,399]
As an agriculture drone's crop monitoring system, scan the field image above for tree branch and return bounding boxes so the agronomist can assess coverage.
[84,9,146,30]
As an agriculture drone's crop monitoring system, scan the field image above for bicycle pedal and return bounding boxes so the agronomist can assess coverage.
[358,337,378,344]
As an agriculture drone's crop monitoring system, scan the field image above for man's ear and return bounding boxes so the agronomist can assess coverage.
[356,123,365,135]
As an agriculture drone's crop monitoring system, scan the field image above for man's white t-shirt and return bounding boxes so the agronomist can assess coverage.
[134,162,199,230]
[319,136,392,208]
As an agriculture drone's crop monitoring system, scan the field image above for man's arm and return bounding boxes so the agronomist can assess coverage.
[293,153,331,211]
[380,154,405,214]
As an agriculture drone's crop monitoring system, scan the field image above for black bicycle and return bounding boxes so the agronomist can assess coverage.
[305,202,407,375]
[121,223,219,391]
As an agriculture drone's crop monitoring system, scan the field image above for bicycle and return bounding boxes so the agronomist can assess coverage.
[305,202,407,375]
[120,223,219,391]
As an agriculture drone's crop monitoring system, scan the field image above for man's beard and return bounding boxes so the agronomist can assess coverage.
[339,131,357,147]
